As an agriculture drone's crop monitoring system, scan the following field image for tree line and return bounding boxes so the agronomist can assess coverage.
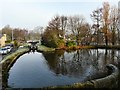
[0,25,42,44]
[0,2,120,48]
[42,2,120,48]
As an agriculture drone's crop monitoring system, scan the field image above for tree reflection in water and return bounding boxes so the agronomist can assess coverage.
[3,49,119,89]
[42,49,119,81]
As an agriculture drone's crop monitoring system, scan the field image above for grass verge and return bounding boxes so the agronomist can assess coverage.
[37,45,55,52]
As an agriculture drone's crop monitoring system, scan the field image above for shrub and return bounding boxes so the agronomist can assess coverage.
[66,41,76,47]
[14,40,18,48]
[5,40,12,44]
[41,29,65,48]
[57,39,65,48]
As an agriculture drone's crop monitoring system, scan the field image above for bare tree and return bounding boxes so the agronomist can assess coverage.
[102,2,110,46]
[33,26,44,41]
[2,25,13,41]
[67,15,86,45]
[110,5,118,45]
[80,23,91,45]
[91,8,103,45]
[34,26,44,34]
[42,15,67,48]
[47,15,64,37]
[59,15,67,39]
[117,2,120,44]
[48,15,60,31]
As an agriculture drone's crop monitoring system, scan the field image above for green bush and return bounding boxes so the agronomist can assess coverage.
[57,39,65,48]
[5,40,12,44]
[14,40,18,47]
[66,41,76,47]
[41,29,65,48]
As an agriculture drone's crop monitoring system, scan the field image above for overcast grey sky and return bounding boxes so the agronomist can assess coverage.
[0,0,119,30]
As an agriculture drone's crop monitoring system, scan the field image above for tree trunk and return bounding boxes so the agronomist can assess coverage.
[105,26,108,46]
[112,30,115,45]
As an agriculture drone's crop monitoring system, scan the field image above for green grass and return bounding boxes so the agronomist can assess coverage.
[37,45,55,52]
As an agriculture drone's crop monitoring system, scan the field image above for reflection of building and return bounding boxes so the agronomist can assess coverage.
[0,34,7,47]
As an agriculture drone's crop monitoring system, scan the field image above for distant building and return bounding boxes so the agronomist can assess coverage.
[0,34,7,47]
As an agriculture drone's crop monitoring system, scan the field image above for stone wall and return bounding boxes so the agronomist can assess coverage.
[48,64,119,89]
[0,64,2,90]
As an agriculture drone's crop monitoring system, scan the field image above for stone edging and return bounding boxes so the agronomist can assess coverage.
[48,64,119,89]
[1,48,119,89]
[91,64,119,88]
[1,48,30,89]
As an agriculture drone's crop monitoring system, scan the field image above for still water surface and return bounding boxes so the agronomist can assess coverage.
[8,49,119,88]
